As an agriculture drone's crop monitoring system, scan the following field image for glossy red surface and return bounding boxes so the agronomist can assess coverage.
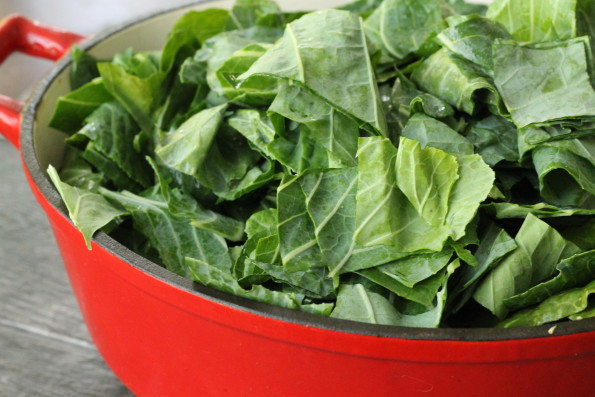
[0,15,84,147]
[4,9,595,397]
[0,14,84,63]
[0,94,21,148]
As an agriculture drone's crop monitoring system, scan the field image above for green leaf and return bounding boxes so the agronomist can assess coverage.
[358,265,448,306]
[269,83,359,168]
[79,142,141,191]
[354,136,494,252]
[100,188,232,277]
[533,145,595,207]
[277,174,327,272]
[498,279,595,328]
[69,46,100,90]
[187,257,333,315]
[492,38,595,129]
[148,158,245,241]
[504,250,595,312]
[401,113,474,156]
[195,124,271,201]
[473,213,582,318]
[485,202,595,219]
[450,223,517,310]
[466,115,519,166]
[240,9,387,135]
[577,0,595,69]
[156,104,227,176]
[563,219,595,250]
[486,0,577,43]
[226,0,284,30]
[98,62,165,132]
[217,42,277,106]
[437,14,511,75]
[66,102,152,188]
[569,302,595,320]
[364,0,444,60]
[334,259,460,327]
[49,78,114,134]
[373,250,454,288]
[330,284,402,325]
[395,137,460,226]
[160,8,230,73]
[250,259,336,299]
[411,48,503,115]
[299,168,358,275]
[48,165,127,249]
[57,148,104,191]
[442,0,487,15]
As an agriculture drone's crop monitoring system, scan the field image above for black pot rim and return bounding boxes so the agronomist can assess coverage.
[19,0,595,342]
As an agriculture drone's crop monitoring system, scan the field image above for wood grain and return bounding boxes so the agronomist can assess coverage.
[0,141,133,396]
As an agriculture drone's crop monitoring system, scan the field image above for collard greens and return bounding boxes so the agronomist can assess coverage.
[48,0,595,328]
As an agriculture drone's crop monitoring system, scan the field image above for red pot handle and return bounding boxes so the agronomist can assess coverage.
[0,14,85,149]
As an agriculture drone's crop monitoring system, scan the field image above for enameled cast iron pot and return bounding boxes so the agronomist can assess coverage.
[1,1,595,396]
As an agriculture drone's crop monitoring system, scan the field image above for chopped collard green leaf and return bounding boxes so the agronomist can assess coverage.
[48,0,595,328]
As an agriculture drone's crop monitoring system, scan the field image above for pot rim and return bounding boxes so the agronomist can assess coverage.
[19,0,595,342]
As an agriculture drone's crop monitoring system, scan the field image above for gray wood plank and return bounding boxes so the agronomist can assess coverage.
[0,323,131,397]
[0,141,134,396]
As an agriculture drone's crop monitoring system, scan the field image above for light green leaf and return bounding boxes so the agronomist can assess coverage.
[474,213,582,318]
[226,0,284,30]
[354,136,494,252]
[498,279,595,328]
[330,284,402,325]
[240,9,387,135]
[98,62,165,132]
[504,250,595,311]
[486,0,577,43]
[48,165,127,249]
[485,202,595,219]
[277,175,327,272]
[160,8,230,73]
[216,42,277,106]
[395,137,459,226]
[493,38,595,128]
[156,104,227,176]
[401,113,474,156]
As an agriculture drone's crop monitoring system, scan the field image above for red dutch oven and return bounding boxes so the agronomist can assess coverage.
[1,2,595,396]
